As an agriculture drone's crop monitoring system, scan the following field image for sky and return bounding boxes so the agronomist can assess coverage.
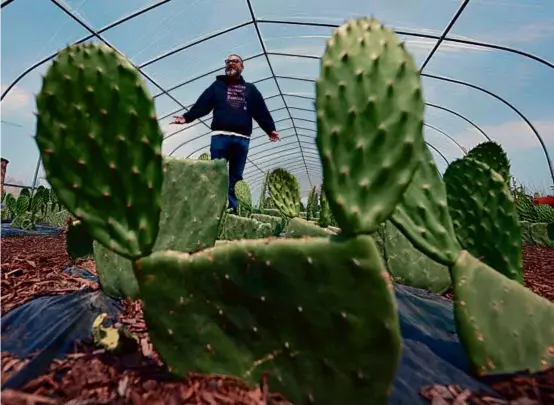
[1,0,553,200]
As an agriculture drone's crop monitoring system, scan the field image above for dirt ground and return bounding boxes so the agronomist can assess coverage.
[1,234,553,404]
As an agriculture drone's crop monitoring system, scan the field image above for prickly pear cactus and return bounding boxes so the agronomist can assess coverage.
[316,17,425,235]
[268,168,300,218]
[443,157,523,283]
[384,221,451,294]
[535,204,554,223]
[451,251,554,375]
[95,157,229,299]
[391,144,461,266]
[35,42,164,260]
[136,235,401,405]
[15,194,30,217]
[235,180,252,216]
[284,217,333,238]
[219,213,273,240]
[465,141,511,184]
[198,152,210,160]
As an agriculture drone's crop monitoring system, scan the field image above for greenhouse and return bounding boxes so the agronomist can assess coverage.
[1,0,553,404]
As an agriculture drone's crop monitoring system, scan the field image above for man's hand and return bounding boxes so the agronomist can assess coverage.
[171,115,187,124]
[268,131,280,142]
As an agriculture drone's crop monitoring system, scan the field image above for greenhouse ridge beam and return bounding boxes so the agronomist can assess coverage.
[418,0,470,71]
[245,0,313,187]
[47,0,266,176]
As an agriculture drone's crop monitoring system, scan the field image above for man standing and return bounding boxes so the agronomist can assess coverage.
[171,54,280,214]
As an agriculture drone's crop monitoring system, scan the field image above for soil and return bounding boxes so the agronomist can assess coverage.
[1,234,553,404]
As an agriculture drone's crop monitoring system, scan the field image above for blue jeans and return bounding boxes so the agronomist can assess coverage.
[210,134,250,213]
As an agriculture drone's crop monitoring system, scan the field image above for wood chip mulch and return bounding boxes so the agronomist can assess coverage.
[1,234,553,405]
[0,234,97,314]
[420,367,554,404]
[523,243,554,301]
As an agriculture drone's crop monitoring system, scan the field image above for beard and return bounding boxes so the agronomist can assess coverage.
[225,66,239,77]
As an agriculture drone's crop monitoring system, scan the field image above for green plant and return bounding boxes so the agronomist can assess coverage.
[443,156,523,283]
[465,141,511,184]
[235,180,252,217]
[268,168,301,218]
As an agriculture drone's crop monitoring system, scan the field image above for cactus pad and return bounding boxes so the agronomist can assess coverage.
[443,157,523,282]
[268,168,300,218]
[384,221,451,294]
[94,158,228,299]
[391,144,461,266]
[35,43,164,260]
[465,141,511,183]
[136,235,401,404]
[451,250,554,374]
[316,17,425,235]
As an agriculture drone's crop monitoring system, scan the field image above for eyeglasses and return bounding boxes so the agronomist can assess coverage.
[225,58,242,65]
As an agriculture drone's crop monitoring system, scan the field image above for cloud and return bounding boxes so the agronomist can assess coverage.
[454,119,554,151]
[481,20,554,45]
[0,84,32,114]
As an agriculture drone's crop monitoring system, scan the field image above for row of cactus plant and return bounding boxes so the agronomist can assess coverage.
[34,17,553,405]
[1,186,67,229]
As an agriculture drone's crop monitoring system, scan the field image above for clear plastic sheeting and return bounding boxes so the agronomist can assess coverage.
[2,0,553,198]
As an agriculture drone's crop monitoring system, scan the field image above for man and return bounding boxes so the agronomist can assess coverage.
[171,54,279,214]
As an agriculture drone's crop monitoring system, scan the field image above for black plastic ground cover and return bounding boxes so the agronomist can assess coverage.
[1,267,123,390]
[0,268,496,402]
[1,222,63,237]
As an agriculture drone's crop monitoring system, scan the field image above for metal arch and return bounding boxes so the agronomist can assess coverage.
[425,123,467,154]
[425,143,450,166]
[246,151,322,169]
[424,73,554,180]
[247,149,320,166]
[248,169,323,190]
[247,163,323,184]
[244,0,312,186]
[276,92,490,142]
[247,155,322,173]
[248,170,322,189]
[425,103,490,141]
[419,0,470,71]
[183,132,317,159]
[263,97,469,156]
[249,173,322,192]
[46,0,267,176]
[245,141,450,177]
[138,22,254,68]
[249,143,319,159]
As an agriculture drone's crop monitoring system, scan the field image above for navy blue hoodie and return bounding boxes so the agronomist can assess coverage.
[182,75,276,137]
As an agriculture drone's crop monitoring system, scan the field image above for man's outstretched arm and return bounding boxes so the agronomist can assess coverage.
[172,83,215,124]
[251,85,278,139]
